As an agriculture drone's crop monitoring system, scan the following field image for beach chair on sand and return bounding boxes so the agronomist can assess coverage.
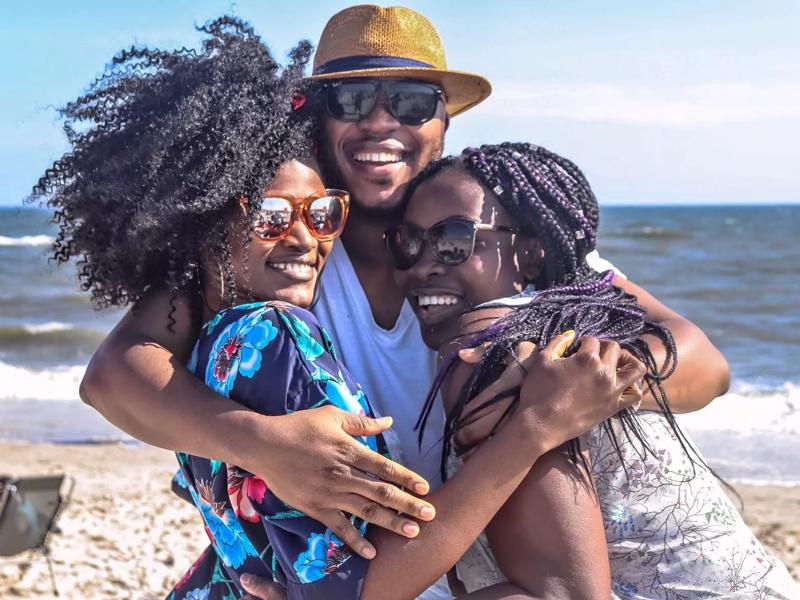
[0,474,74,596]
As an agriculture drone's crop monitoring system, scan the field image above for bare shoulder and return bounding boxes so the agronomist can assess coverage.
[613,275,683,321]
[106,288,198,361]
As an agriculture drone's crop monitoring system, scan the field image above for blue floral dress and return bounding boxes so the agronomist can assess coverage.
[167,302,390,600]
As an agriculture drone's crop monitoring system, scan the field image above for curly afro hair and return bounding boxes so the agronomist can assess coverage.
[30,16,317,326]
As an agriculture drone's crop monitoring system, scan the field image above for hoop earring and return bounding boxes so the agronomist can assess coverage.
[217,262,226,305]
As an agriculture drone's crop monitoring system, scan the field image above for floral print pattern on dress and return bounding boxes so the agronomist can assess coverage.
[205,307,278,397]
[169,303,389,599]
[294,528,354,584]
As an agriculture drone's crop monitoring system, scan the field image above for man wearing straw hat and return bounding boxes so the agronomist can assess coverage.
[81,5,730,598]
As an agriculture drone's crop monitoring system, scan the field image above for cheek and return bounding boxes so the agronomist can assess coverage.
[464,245,524,301]
[472,242,502,273]
[413,123,445,160]
[321,120,347,153]
[247,236,278,260]
[316,241,333,269]
[240,237,276,279]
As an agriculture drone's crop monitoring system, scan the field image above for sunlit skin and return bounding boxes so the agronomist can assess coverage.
[395,167,543,350]
[319,83,447,217]
[203,159,333,318]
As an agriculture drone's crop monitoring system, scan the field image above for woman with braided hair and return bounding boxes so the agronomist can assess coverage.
[390,142,797,598]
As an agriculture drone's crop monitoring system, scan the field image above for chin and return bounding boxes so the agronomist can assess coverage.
[267,283,317,308]
[352,181,408,211]
[420,325,446,351]
[278,291,314,308]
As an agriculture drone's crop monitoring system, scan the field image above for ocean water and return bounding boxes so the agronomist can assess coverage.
[1,205,798,483]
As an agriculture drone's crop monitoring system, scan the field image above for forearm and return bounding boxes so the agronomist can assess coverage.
[82,330,262,464]
[359,332,643,599]
[639,317,730,413]
[614,276,730,413]
[361,419,545,600]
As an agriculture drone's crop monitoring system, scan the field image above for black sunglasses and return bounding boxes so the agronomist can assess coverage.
[384,217,520,271]
[324,80,445,126]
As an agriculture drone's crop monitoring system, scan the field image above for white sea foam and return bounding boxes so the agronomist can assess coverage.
[0,234,53,247]
[727,477,800,488]
[21,322,74,334]
[0,361,85,402]
[677,381,799,436]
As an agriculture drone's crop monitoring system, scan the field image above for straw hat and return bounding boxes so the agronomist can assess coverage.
[309,5,492,117]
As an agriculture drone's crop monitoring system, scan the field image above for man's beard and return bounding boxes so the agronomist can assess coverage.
[316,137,444,225]
[315,149,404,223]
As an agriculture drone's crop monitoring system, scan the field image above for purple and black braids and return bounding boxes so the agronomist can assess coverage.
[407,143,699,480]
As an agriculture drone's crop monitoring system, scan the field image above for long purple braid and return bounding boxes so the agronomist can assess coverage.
[406,143,699,482]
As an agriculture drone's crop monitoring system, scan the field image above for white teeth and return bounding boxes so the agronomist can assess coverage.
[417,295,459,307]
[353,151,403,164]
[270,262,313,274]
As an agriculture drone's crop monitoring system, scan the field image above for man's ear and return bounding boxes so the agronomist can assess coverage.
[522,237,545,282]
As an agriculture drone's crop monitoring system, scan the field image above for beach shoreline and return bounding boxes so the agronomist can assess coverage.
[1,442,798,599]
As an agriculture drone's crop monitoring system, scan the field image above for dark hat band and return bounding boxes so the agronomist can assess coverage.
[313,55,435,75]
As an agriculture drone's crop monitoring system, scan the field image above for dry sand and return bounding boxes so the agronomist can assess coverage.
[1,442,798,599]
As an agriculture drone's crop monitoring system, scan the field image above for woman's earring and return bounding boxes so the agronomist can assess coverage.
[217,262,226,305]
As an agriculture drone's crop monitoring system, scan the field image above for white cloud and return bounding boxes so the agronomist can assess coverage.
[485,82,800,127]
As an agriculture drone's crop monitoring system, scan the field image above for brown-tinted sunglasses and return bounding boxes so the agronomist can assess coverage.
[253,189,350,241]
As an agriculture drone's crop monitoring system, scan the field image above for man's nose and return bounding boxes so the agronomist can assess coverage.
[357,94,401,133]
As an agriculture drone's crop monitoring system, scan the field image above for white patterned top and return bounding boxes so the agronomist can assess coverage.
[454,412,798,599]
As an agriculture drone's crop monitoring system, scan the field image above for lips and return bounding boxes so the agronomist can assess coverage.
[352,150,403,164]
[346,142,408,176]
[411,289,465,326]
[266,257,317,282]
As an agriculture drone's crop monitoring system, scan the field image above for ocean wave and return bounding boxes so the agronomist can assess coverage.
[0,234,53,247]
[0,323,103,348]
[727,477,800,488]
[21,321,74,334]
[0,361,85,402]
[604,226,692,240]
[677,380,799,436]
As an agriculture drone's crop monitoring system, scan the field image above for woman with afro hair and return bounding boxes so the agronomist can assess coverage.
[31,16,646,600]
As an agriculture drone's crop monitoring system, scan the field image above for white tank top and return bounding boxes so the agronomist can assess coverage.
[313,240,451,600]
[314,239,447,489]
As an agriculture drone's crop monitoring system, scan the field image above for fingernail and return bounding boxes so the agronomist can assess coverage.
[240,574,253,587]
[377,416,393,427]
[403,522,420,537]
[362,545,376,559]
[414,482,429,495]
[420,506,436,520]
[554,330,576,358]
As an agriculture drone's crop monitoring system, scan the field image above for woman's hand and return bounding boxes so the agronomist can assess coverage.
[240,574,286,599]
[234,405,436,559]
[454,333,645,454]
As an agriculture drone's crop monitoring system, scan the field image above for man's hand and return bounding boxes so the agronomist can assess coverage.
[235,405,436,559]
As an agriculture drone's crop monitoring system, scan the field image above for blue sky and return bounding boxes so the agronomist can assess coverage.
[2,0,798,206]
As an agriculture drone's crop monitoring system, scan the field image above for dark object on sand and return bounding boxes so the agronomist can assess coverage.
[0,475,74,596]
